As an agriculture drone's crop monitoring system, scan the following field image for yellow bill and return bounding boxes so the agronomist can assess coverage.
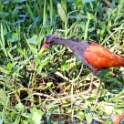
[38,47,46,56]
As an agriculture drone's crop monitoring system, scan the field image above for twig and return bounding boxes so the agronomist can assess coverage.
[45,90,92,102]
[31,92,56,100]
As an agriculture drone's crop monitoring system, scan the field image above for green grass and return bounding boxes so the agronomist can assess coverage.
[0,0,124,123]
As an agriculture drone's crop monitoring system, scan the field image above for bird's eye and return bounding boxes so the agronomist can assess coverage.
[48,40,54,44]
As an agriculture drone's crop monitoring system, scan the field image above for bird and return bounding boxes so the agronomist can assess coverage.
[38,34,124,96]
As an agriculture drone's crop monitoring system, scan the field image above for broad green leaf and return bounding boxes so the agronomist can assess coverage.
[46,82,53,88]
[87,13,95,20]
[0,66,10,74]
[85,113,92,124]
[29,45,37,54]
[16,103,25,112]
[8,32,18,42]
[0,89,7,103]
[57,3,67,23]
[30,108,43,124]
[26,35,38,45]
[17,48,27,56]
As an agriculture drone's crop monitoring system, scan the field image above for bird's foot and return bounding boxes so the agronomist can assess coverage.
[82,87,92,94]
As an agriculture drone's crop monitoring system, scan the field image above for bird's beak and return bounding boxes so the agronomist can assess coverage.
[38,46,46,56]
[38,38,49,56]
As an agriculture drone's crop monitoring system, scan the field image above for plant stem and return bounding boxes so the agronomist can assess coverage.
[84,18,90,40]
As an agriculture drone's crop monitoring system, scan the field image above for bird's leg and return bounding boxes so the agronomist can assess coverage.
[95,70,107,103]
[95,77,102,103]
[79,73,94,94]
[85,73,94,93]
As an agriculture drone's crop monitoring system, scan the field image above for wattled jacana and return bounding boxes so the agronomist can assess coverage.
[38,34,124,95]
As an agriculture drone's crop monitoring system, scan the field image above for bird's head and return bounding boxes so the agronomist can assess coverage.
[38,34,59,56]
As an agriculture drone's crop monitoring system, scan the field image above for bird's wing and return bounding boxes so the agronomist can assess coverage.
[84,42,124,69]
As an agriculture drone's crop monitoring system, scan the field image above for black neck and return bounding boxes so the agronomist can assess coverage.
[53,37,78,50]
